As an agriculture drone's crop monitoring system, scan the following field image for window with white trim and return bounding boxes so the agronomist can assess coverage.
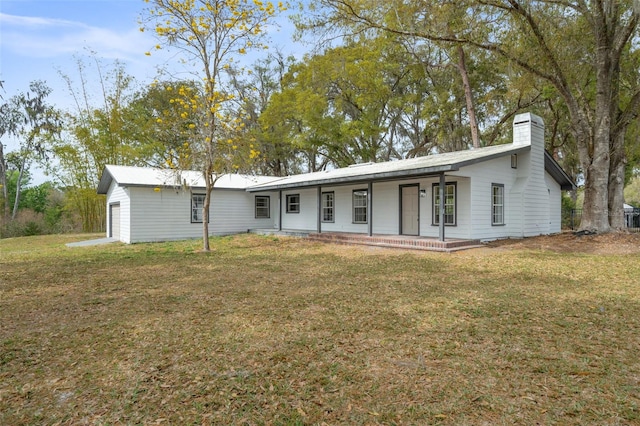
[492,184,505,225]
[322,192,334,222]
[255,196,270,219]
[432,183,456,226]
[286,194,300,213]
[191,193,207,223]
[353,189,368,224]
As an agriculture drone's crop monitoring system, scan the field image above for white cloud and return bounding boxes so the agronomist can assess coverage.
[0,13,79,28]
[0,12,152,60]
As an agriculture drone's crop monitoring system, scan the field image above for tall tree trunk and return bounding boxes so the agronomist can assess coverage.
[455,45,480,148]
[202,169,213,252]
[580,159,611,232]
[577,4,618,233]
[11,157,27,220]
[572,102,611,232]
[608,130,627,229]
[0,143,8,223]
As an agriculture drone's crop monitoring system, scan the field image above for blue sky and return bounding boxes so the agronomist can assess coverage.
[0,0,304,183]
[1,1,160,106]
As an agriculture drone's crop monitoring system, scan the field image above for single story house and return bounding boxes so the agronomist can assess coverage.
[98,113,575,244]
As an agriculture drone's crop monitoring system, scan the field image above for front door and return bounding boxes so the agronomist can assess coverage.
[401,185,419,235]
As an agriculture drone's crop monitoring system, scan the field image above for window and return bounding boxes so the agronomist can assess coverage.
[492,184,505,225]
[255,196,270,219]
[191,193,207,223]
[353,189,368,223]
[322,192,334,222]
[432,183,456,226]
[286,194,300,213]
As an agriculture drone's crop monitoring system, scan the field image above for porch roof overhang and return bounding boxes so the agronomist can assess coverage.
[246,144,531,192]
[247,164,460,192]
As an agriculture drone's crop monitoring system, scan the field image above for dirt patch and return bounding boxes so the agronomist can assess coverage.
[485,231,640,255]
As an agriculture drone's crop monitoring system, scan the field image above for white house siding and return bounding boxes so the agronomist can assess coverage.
[317,184,372,234]
[250,192,280,230]
[546,172,562,233]
[371,181,401,235]
[458,155,520,240]
[414,177,472,239]
[280,188,318,231]
[518,120,550,237]
[127,187,278,243]
[210,190,278,234]
[106,182,131,243]
[129,187,201,242]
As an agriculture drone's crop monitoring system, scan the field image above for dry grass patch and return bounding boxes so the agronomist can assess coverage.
[1,233,639,425]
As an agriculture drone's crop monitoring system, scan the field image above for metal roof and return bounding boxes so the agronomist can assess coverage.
[97,143,576,195]
[97,165,279,194]
[246,143,533,192]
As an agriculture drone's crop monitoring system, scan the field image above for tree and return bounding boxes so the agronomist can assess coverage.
[303,0,640,233]
[142,0,286,251]
[226,53,302,176]
[53,58,150,232]
[0,81,61,222]
[127,80,203,170]
[1,81,22,227]
[261,37,443,169]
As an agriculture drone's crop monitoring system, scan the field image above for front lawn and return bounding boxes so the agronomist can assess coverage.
[1,234,639,424]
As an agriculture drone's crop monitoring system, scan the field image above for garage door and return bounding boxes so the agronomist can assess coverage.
[110,204,120,240]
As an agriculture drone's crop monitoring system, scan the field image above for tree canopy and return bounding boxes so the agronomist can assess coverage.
[294,0,640,232]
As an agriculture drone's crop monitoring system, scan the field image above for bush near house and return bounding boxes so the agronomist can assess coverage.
[1,233,639,425]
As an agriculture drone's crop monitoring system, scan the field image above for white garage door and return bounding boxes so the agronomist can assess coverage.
[110,204,120,240]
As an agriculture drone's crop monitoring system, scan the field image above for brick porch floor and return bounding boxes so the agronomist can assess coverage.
[251,229,483,252]
[307,232,483,252]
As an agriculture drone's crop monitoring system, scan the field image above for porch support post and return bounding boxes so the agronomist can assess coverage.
[368,181,373,237]
[439,172,445,242]
[278,190,282,231]
[317,186,322,233]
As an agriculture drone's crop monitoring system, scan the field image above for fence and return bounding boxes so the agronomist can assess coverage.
[563,208,640,230]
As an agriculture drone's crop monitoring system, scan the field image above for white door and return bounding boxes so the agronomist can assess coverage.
[401,186,419,235]
[110,204,120,240]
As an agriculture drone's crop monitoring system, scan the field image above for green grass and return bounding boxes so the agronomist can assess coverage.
[1,233,639,424]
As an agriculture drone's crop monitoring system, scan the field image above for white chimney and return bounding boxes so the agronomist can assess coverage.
[513,112,544,147]
[512,112,550,236]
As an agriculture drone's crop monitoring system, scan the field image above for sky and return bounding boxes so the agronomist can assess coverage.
[0,0,306,184]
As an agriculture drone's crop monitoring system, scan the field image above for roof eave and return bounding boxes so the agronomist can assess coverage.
[96,170,113,194]
[246,164,459,192]
[544,152,576,191]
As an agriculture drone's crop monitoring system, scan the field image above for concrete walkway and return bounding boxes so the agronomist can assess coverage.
[65,238,118,248]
